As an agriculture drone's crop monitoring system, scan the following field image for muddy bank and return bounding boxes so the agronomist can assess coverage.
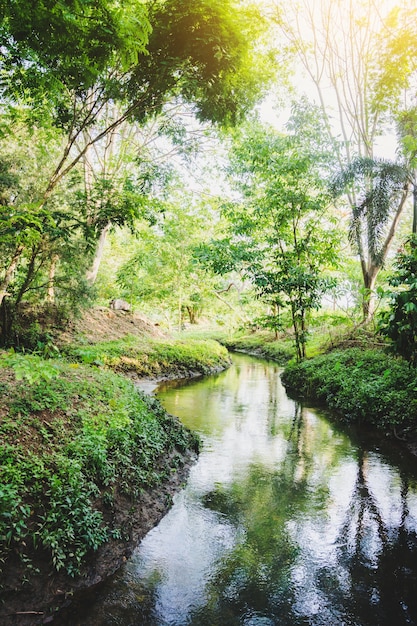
[2,447,197,626]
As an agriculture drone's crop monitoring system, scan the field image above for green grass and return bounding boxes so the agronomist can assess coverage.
[62,335,231,377]
[0,354,199,582]
[183,329,295,365]
[177,312,358,365]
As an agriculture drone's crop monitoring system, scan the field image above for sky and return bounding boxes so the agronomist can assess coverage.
[257,0,416,159]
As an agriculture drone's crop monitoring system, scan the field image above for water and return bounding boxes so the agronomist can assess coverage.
[64,354,417,625]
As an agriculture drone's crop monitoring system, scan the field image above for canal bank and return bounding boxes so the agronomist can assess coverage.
[58,353,417,626]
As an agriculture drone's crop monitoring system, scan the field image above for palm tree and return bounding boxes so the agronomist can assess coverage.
[332,157,409,320]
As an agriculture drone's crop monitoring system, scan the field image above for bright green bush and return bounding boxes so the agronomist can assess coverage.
[379,235,417,365]
[0,357,199,581]
[282,348,417,431]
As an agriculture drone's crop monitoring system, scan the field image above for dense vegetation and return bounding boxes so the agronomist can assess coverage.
[1,0,416,350]
[62,335,230,378]
[2,0,417,619]
[282,348,417,436]
[0,352,200,603]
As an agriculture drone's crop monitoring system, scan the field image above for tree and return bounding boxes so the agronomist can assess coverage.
[273,0,416,320]
[332,157,409,320]
[379,234,417,365]
[396,108,417,235]
[0,0,275,313]
[116,191,219,330]
[199,120,339,360]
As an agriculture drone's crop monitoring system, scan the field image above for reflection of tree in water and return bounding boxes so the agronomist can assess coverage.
[324,452,417,626]
[54,360,417,626]
[191,404,417,626]
[189,403,332,626]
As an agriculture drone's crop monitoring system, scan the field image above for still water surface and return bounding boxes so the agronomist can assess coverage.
[66,354,417,625]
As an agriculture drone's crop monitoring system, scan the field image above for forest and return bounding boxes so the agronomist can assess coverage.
[1,0,417,358]
[1,0,417,623]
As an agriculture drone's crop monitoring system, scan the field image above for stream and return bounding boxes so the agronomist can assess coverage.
[63,353,417,625]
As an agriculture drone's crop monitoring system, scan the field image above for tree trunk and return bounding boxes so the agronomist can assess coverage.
[291,303,303,362]
[186,305,197,324]
[360,184,409,322]
[15,249,39,307]
[361,267,379,321]
[213,290,249,324]
[0,244,24,307]
[86,222,111,285]
[47,254,59,304]
[178,289,183,332]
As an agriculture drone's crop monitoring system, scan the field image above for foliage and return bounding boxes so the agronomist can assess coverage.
[214,331,294,364]
[115,193,221,329]
[379,235,417,365]
[0,355,199,583]
[282,348,417,433]
[0,124,97,342]
[129,0,274,127]
[0,0,275,347]
[331,158,409,266]
[1,0,151,100]
[0,350,60,384]
[275,1,415,321]
[198,119,339,360]
[373,5,417,114]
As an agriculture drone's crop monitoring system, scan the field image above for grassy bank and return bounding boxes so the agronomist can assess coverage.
[0,350,200,621]
[62,335,231,378]
[282,347,417,436]
[178,329,294,364]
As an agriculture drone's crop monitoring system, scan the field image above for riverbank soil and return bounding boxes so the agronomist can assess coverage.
[55,307,165,344]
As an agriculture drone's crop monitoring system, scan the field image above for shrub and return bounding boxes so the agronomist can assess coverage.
[282,348,417,432]
[379,235,417,365]
[0,356,199,582]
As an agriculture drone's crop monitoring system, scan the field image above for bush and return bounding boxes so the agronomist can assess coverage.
[282,348,417,432]
[0,356,199,582]
[379,235,417,365]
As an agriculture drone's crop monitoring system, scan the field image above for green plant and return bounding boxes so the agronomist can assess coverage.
[0,356,199,584]
[0,351,59,385]
[38,460,108,576]
[282,348,417,433]
[379,235,417,365]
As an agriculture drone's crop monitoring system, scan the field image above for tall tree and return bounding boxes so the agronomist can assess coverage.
[331,157,409,319]
[199,120,339,360]
[116,190,220,330]
[273,0,416,319]
[0,0,274,311]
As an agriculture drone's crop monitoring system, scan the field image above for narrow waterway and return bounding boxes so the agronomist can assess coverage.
[66,353,417,625]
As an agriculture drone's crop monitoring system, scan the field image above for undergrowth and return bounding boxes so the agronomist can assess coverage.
[282,348,417,434]
[62,335,231,377]
[0,354,199,584]
[205,330,294,364]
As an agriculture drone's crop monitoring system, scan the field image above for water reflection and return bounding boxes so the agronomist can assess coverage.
[63,354,417,626]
